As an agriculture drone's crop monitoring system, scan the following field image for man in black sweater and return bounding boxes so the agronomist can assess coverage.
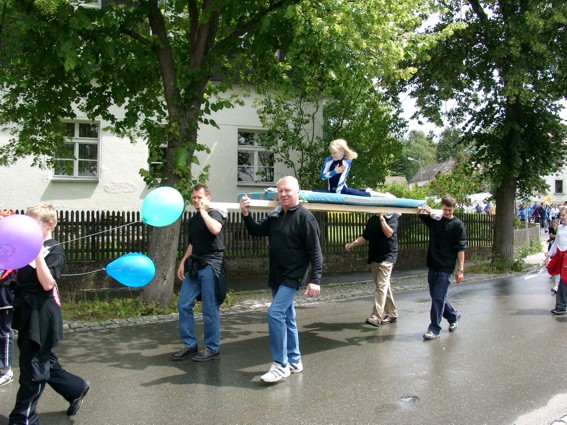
[239,176,323,383]
[419,195,467,340]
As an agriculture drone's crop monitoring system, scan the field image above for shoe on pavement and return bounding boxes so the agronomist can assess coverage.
[0,368,13,386]
[67,380,90,416]
[423,331,440,340]
[289,361,303,374]
[261,362,291,383]
[170,345,198,361]
[551,309,567,315]
[192,348,221,362]
[449,312,462,332]
[365,316,381,327]
[381,315,397,324]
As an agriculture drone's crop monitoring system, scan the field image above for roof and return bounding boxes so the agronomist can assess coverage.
[409,159,457,184]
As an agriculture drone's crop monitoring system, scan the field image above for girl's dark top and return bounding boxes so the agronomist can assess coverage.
[12,239,65,351]
[419,215,467,273]
[242,204,323,290]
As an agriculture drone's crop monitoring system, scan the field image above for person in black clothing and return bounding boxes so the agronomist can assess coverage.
[171,183,227,362]
[9,204,89,425]
[345,212,400,326]
[419,195,467,340]
[239,176,323,383]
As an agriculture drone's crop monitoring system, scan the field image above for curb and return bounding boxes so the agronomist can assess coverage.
[62,269,525,333]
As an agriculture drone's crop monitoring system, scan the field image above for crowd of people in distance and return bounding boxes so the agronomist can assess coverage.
[516,201,567,231]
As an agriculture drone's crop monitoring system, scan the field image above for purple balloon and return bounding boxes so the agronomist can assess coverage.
[106,253,155,287]
[0,215,44,270]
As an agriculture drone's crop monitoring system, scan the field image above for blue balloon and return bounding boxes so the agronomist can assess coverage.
[141,187,185,227]
[106,253,155,287]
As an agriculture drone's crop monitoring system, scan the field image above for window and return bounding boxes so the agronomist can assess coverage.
[237,131,274,184]
[555,179,564,194]
[54,122,99,181]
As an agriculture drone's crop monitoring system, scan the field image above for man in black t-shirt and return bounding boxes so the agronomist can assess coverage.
[171,184,226,362]
[345,212,399,327]
[419,195,467,340]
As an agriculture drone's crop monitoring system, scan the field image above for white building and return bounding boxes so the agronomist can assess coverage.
[0,89,323,211]
[541,172,567,204]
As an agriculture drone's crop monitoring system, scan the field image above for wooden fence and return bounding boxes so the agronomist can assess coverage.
[43,209,495,262]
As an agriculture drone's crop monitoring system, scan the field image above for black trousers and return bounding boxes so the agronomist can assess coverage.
[9,335,85,425]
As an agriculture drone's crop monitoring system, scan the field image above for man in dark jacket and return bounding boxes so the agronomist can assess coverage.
[419,195,467,340]
[239,176,323,383]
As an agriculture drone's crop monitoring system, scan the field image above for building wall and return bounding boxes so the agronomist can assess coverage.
[542,170,567,204]
[0,89,322,211]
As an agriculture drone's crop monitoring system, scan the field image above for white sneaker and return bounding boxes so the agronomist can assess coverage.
[261,362,290,383]
[0,368,14,386]
[289,361,303,374]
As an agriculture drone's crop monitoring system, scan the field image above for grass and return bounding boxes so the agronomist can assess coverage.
[61,290,239,322]
[465,239,543,274]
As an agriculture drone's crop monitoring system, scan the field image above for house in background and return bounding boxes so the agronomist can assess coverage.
[0,88,323,211]
[406,156,567,204]
[408,158,456,189]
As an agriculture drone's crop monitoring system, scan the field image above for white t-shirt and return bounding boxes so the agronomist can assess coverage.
[549,224,567,256]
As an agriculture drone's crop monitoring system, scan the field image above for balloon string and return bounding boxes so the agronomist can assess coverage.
[56,221,142,246]
[61,268,106,277]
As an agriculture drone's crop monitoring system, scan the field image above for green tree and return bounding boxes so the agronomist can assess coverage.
[436,127,471,162]
[0,0,432,305]
[404,0,567,267]
[428,157,484,210]
[390,130,436,180]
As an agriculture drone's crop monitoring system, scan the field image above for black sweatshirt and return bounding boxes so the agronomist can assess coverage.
[243,204,323,290]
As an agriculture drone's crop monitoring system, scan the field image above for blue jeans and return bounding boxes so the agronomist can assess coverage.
[0,308,13,371]
[427,269,459,335]
[178,265,220,352]
[268,285,300,366]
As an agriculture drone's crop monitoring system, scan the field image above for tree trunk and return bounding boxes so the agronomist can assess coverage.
[140,219,182,307]
[492,179,517,268]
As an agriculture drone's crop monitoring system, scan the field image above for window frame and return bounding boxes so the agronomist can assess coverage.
[52,121,100,182]
[555,179,564,194]
[237,130,275,186]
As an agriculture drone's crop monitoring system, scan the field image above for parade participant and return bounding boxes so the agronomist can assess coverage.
[9,204,90,424]
[546,207,567,314]
[345,212,400,326]
[418,196,467,340]
[171,183,227,362]
[320,139,379,197]
[239,176,323,383]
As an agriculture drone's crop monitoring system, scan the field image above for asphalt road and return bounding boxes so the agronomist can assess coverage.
[1,271,566,425]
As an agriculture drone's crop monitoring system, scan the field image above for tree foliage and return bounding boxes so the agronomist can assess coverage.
[389,130,437,180]
[0,0,433,304]
[428,157,484,209]
[404,0,567,266]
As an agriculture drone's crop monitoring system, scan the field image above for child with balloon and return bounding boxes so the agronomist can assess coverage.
[9,204,91,423]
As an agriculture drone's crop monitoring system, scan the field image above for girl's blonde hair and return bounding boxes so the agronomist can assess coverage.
[329,139,358,160]
[26,203,58,226]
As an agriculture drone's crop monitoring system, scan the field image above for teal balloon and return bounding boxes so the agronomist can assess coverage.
[106,253,155,287]
[141,187,184,227]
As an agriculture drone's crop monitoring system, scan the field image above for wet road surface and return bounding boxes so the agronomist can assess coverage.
[1,272,566,425]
